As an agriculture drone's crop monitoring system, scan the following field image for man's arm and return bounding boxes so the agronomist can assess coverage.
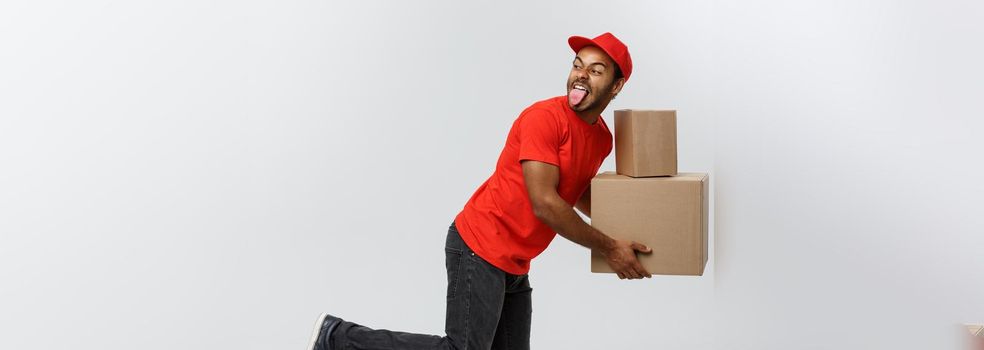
[521,160,652,279]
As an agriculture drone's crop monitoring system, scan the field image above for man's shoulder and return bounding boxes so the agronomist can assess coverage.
[525,95,566,111]
[519,96,567,119]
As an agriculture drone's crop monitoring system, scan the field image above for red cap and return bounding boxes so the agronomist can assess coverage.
[568,32,633,82]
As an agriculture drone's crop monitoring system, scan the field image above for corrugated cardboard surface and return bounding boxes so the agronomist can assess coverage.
[590,171,708,276]
[614,109,677,177]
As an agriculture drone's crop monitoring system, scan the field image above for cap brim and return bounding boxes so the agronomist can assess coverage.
[568,36,595,53]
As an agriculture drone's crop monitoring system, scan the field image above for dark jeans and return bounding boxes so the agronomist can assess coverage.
[330,221,533,350]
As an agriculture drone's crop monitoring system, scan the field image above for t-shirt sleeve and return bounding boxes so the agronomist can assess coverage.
[517,109,563,167]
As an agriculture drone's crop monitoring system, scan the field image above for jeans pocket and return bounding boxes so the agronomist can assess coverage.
[445,246,464,300]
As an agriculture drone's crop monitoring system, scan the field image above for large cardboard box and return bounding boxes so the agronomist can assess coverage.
[590,171,708,276]
[614,109,677,177]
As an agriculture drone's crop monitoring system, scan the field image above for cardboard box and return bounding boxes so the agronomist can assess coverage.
[968,324,984,336]
[614,109,677,177]
[590,171,708,276]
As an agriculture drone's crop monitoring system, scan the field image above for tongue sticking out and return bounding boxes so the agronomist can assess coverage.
[569,89,587,106]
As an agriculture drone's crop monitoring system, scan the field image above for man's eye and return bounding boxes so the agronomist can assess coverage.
[591,69,602,75]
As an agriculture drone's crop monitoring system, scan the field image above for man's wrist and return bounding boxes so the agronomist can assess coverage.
[597,233,616,257]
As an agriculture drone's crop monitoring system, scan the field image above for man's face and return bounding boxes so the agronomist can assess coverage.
[566,46,622,112]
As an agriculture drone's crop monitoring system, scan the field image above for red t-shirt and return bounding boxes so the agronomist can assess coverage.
[454,96,613,275]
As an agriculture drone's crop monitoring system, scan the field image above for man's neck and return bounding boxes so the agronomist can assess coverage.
[575,112,599,125]
[575,100,610,125]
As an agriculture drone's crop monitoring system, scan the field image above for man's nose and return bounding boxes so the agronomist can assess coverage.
[574,69,588,80]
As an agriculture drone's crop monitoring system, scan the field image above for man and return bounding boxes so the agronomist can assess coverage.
[308,32,652,350]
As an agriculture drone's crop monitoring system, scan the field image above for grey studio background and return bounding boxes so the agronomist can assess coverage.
[1,1,982,349]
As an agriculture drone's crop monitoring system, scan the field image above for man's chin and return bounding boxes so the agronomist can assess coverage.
[569,101,589,112]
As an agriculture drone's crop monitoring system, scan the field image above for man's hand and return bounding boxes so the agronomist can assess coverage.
[600,239,653,279]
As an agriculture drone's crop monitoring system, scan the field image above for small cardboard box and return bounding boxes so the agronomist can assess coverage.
[590,171,708,276]
[968,324,984,336]
[614,109,677,177]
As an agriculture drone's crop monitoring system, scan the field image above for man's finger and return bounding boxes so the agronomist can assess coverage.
[635,264,652,279]
[623,268,640,280]
[631,242,652,253]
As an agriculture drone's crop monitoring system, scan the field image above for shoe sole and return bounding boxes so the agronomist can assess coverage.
[306,312,329,350]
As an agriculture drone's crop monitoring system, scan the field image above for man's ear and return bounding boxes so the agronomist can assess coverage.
[610,77,626,97]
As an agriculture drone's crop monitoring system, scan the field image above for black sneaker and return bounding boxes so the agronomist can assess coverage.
[306,313,342,350]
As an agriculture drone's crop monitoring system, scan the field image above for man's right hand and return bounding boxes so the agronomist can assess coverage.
[602,239,653,279]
